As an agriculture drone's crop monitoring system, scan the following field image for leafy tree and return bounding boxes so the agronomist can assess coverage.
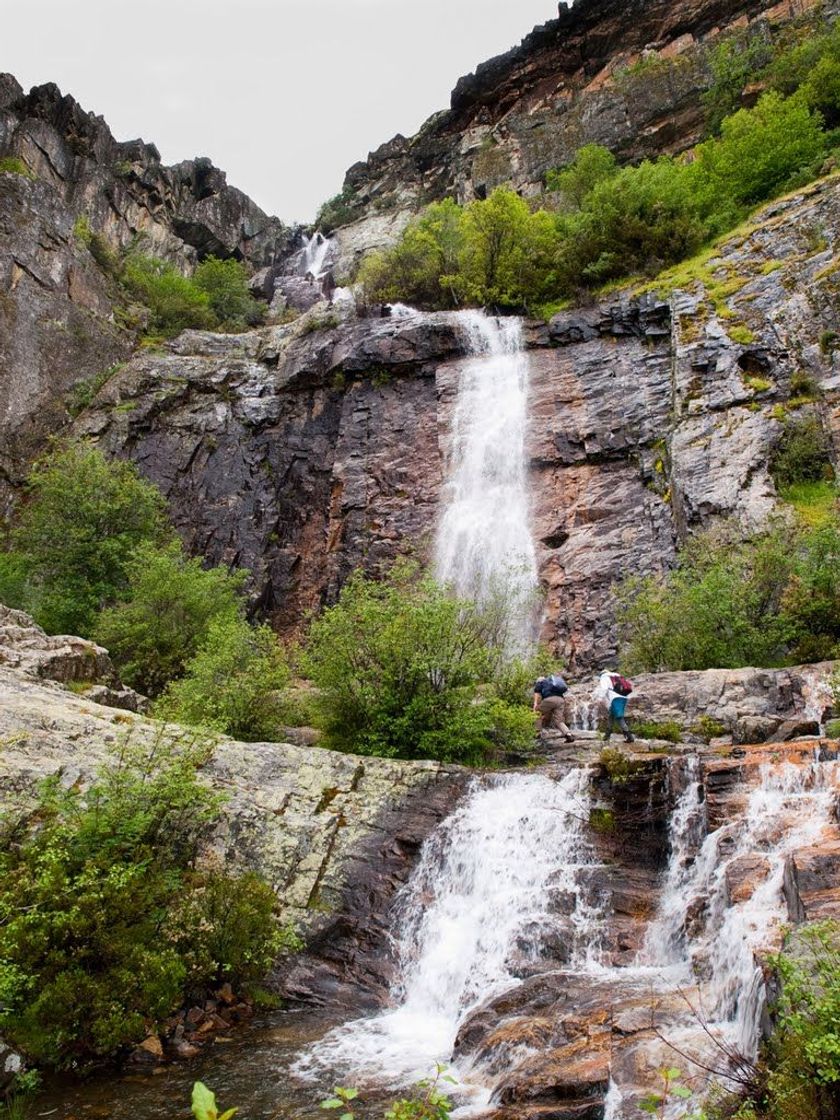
[772,413,834,491]
[95,540,247,696]
[193,256,263,330]
[618,519,840,672]
[0,736,294,1069]
[302,562,535,763]
[9,443,167,636]
[122,254,215,335]
[696,90,825,205]
[155,618,289,741]
[545,143,618,208]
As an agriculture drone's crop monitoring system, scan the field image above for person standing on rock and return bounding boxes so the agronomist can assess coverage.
[533,675,575,742]
[597,670,635,743]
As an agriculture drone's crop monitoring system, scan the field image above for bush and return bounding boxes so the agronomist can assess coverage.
[7,443,167,636]
[772,413,834,490]
[193,256,263,330]
[0,736,294,1070]
[95,540,247,696]
[759,922,840,1118]
[316,186,361,233]
[155,618,289,740]
[302,562,535,763]
[122,254,215,335]
[696,91,825,206]
[618,519,840,672]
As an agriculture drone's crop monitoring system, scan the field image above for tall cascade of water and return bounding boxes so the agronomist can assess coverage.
[293,770,599,1093]
[435,312,539,648]
[300,231,333,281]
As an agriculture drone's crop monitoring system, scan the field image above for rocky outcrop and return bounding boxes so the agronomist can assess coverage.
[331,0,835,273]
[0,75,296,518]
[0,602,114,684]
[0,653,465,950]
[0,75,291,269]
[565,661,837,742]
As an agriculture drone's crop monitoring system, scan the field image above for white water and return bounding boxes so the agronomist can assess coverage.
[293,770,598,1092]
[300,231,333,280]
[639,756,839,1064]
[435,312,539,651]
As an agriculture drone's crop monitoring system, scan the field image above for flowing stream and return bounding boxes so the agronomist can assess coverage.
[293,771,598,1097]
[434,311,539,650]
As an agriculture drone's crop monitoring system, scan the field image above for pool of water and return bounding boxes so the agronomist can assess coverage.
[30,1010,363,1120]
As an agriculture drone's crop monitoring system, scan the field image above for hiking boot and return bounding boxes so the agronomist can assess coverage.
[624,734,635,743]
[564,733,575,743]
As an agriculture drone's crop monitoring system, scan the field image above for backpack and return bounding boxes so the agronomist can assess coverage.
[546,674,568,697]
[611,674,633,696]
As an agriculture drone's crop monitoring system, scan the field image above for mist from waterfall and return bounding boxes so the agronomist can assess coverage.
[435,311,539,651]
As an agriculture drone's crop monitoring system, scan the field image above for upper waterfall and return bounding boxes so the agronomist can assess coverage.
[435,311,539,650]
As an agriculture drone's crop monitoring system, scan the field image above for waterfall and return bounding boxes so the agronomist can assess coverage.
[435,311,539,650]
[293,770,600,1093]
[300,231,333,280]
[640,757,839,1061]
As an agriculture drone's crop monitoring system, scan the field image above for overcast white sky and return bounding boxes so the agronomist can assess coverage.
[5,0,559,224]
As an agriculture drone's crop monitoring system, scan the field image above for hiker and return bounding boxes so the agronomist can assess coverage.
[533,674,575,742]
[597,670,635,743]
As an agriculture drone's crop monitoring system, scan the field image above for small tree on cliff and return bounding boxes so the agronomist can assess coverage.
[8,442,168,636]
[302,562,535,764]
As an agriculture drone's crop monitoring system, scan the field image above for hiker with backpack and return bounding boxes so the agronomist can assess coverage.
[533,674,575,742]
[597,670,635,744]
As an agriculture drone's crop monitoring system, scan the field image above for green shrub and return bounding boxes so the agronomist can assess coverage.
[0,156,34,178]
[122,254,215,335]
[316,186,360,233]
[631,719,683,743]
[65,361,124,417]
[772,413,834,490]
[0,736,294,1070]
[193,256,263,330]
[618,518,840,672]
[693,714,728,741]
[155,618,289,740]
[95,540,247,696]
[301,562,535,763]
[6,442,167,636]
[756,921,840,1118]
[0,551,29,612]
[696,91,825,206]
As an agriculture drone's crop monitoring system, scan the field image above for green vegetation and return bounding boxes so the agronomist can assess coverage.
[302,562,536,764]
[0,735,295,1070]
[631,719,683,743]
[599,747,637,784]
[771,412,835,490]
[74,221,264,338]
[65,361,125,417]
[618,518,840,672]
[316,186,361,233]
[94,540,247,696]
[155,618,289,741]
[3,442,168,635]
[0,156,34,178]
[356,18,840,312]
[192,1082,238,1120]
[192,256,264,330]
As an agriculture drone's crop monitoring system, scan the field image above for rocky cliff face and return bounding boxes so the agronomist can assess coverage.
[0,75,296,518]
[330,0,834,273]
[68,174,840,667]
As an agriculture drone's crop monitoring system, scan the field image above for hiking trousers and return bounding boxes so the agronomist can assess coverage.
[538,695,572,736]
[605,697,634,743]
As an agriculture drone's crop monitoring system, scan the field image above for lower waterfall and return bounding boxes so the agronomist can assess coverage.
[292,754,840,1116]
[292,770,598,1094]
